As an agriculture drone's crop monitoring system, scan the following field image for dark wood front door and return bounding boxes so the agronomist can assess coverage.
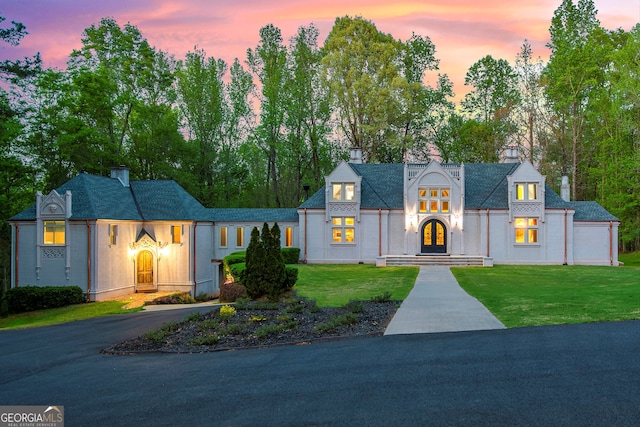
[421,220,447,254]
[136,250,155,291]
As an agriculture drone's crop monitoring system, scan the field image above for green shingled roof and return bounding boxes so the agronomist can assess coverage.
[131,180,210,220]
[209,208,299,222]
[11,173,210,221]
[12,165,617,223]
[571,201,618,221]
[463,163,519,208]
[350,163,405,208]
[300,163,405,209]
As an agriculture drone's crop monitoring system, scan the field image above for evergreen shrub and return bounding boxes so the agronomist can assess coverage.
[7,286,85,314]
[284,267,298,289]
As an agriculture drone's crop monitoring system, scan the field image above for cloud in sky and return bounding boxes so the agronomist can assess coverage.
[1,0,637,98]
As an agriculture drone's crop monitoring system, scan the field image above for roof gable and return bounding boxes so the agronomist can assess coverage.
[301,163,404,209]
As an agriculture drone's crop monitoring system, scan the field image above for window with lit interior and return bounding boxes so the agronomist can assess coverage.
[332,217,355,243]
[515,183,538,201]
[514,217,538,244]
[44,220,65,245]
[418,187,450,213]
[171,225,182,244]
[109,224,118,245]
[220,227,228,247]
[285,227,293,247]
[332,183,355,201]
[236,227,244,247]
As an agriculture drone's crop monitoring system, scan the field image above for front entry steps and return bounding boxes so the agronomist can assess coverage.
[377,255,491,267]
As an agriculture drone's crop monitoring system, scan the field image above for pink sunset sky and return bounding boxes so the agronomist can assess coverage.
[1,0,638,99]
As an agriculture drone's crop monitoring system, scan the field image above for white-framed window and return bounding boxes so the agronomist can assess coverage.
[44,220,65,245]
[285,227,293,247]
[515,217,538,244]
[332,183,355,201]
[418,187,450,213]
[236,227,244,247]
[332,217,355,243]
[515,183,538,201]
[171,225,182,244]
[220,227,228,248]
[109,224,118,245]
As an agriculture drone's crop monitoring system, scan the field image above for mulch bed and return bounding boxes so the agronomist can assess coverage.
[102,297,399,354]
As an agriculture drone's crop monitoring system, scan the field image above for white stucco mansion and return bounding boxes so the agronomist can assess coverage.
[10,149,619,301]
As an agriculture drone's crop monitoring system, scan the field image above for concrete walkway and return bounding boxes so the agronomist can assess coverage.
[384,266,505,335]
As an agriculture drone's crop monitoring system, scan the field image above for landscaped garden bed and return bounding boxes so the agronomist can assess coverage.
[103,294,399,354]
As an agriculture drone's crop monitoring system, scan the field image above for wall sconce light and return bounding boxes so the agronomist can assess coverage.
[158,241,169,259]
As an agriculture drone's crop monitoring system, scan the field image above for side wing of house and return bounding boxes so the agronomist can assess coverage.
[11,170,221,301]
[462,161,619,265]
[210,208,300,262]
[571,202,619,265]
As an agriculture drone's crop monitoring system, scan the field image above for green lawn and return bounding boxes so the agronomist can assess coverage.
[451,265,640,328]
[295,264,419,306]
[619,251,640,267]
[4,261,638,330]
[0,300,142,330]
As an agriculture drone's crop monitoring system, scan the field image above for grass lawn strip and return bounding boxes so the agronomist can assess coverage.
[294,264,419,306]
[0,300,142,330]
[452,265,640,328]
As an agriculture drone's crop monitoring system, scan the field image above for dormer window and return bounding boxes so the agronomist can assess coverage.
[332,183,355,201]
[516,183,538,201]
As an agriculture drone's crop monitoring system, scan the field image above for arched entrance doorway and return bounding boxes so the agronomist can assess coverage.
[421,219,447,254]
[136,250,156,292]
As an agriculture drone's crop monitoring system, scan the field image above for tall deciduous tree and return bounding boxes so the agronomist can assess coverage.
[513,40,549,164]
[0,13,40,313]
[588,26,640,250]
[461,55,520,161]
[322,16,403,163]
[247,24,288,207]
[177,48,226,206]
[66,18,182,180]
[283,24,333,204]
[395,33,454,162]
[544,0,602,200]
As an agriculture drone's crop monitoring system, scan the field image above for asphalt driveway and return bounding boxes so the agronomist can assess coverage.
[1,308,640,426]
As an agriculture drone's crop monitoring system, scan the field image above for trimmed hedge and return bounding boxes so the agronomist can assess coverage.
[224,251,246,266]
[281,247,301,264]
[228,262,246,284]
[7,286,85,314]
